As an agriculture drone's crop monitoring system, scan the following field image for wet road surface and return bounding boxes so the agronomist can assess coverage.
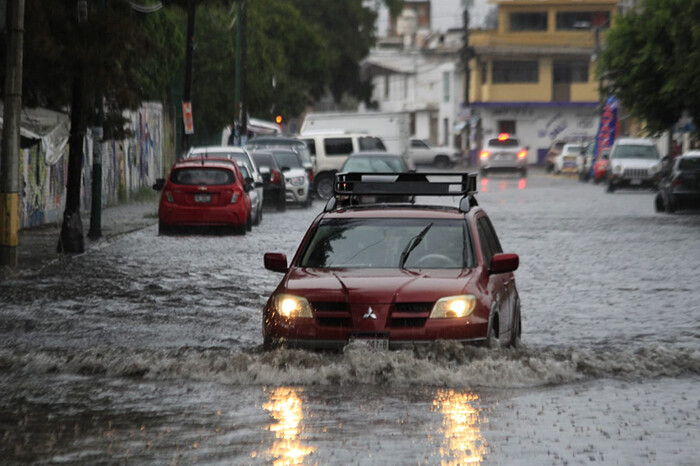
[1,169,698,464]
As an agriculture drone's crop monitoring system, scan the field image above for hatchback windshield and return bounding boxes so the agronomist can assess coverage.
[612,145,659,159]
[171,168,234,186]
[299,218,473,269]
[487,138,519,147]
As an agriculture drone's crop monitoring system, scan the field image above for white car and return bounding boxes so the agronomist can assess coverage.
[408,138,461,168]
[555,143,585,174]
[268,148,312,208]
[478,133,528,176]
[606,138,662,193]
[185,146,265,225]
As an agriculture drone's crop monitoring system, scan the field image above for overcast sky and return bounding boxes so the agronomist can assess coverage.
[376,0,493,35]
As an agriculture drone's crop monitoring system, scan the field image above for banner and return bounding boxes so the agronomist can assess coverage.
[182,102,194,135]
[590,96,620,176]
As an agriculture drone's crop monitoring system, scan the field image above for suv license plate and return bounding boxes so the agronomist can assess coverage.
[349,337,389,351]
[194,193,211,202]
[630,179,642,185]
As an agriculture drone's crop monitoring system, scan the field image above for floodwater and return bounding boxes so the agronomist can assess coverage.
[1,170,698,465]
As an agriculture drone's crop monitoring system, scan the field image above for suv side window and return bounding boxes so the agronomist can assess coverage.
[324,137,353,156]
[301,138,316,156]
[477,216,503,265]
[411,139,428,149]
[359,136,386,151]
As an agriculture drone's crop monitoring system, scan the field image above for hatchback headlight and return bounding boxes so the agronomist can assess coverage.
[429,295,476,319]
[274,294,313,318]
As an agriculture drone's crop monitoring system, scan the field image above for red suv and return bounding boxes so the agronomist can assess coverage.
[262,172,522,350]
[153,159,253,235]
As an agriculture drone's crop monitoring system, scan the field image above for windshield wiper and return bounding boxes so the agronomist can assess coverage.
[399,223,433,269]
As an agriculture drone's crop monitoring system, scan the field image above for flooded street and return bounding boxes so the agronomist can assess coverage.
[1,169,699,465]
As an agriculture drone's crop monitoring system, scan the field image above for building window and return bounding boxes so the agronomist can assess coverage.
[481,62,487,84]
[492,61,539,83]
[443,71,451,103]
[556,11,610,30]
[443,118,449,146]
[384,74,389,100]
[553,60,589,83]
[498,120,516,134]
[509,12,548,31]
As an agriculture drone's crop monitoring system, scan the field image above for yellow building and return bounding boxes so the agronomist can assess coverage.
[468,0,618,164]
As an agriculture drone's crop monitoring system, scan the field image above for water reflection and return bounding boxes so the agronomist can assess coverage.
[480,176,527,192]
[262,387,315,465]
[432,389,487,465]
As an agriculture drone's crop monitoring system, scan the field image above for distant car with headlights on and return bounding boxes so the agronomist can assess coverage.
[606,138,662,193]
[153,159,253,235]
[655,151,700,213]
[479,133,528,177]
[261,172,522,351]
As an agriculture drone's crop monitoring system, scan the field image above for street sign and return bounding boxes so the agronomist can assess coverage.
[182,102,194,135]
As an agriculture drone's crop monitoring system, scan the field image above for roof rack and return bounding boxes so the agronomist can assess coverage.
[325,172,479,213]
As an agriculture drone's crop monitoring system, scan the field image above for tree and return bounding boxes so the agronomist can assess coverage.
[596,0,700,137]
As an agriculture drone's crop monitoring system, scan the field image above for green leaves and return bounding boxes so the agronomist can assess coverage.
[597,0,700,135]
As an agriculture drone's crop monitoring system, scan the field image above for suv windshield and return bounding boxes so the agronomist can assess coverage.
[272,151,302,169]
[678,157,700,170]
[612,145,659,160]
[342,156,405,173]
[299,218,473,269]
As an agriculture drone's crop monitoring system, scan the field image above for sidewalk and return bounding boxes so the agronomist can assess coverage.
[8,200,158,275]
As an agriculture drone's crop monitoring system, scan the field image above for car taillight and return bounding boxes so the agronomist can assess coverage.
[672,176,683,187]
[517,149,528,159]
[271,170,280,184]
[480,150,490,160]
[308,171,314,182]
[230,191,240,204]
[165,191,174,203]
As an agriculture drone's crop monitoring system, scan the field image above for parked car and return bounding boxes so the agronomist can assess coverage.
[478,133,528,177]
[245,135,314,180]
[185,146,264,226]
[250,150,287,211]
[340,151,413,174]
[408,137,461,168]
[578,140,596,182]
[592,148,611,183]
[655,151,700,213]
[262,172,522,350]
[555,142,585,174]
[298,131,387,199]
[153,159,253,235]
[544,139,568,173]
[268,148,313,208]
[606,138,663,193]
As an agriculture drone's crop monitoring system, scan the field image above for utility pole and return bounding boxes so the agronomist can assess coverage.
[88,0,105,239]
[461,4,475,165]
[239,1,247,145]
[0,0,25,268]
[233,1,247,146]
[181,0,196,155]
[58,0,89,254]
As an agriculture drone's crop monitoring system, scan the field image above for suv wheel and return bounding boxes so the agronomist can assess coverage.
[434,155,450,169]
[315,172,335,199]
[606,181,616,193]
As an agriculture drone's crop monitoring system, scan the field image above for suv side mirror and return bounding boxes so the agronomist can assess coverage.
[264,252,288,273]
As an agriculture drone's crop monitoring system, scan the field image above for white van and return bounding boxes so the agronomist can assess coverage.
[298,131,386,199]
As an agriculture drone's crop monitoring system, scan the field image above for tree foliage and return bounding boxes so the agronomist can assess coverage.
[597,0,700,135]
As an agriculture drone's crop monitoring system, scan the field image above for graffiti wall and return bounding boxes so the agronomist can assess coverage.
[9,102,172,229]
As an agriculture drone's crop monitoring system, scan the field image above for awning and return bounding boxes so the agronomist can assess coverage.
[0,102,70,165]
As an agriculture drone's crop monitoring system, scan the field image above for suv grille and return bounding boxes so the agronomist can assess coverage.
[623,168,649,179]
[390,302,432,328]
[312,301,351,327]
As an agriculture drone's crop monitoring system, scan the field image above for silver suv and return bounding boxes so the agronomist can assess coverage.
[606,138,662,193]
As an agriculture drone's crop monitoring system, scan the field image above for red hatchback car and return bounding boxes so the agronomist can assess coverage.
[262,172,521,350]
[154,159,253,235]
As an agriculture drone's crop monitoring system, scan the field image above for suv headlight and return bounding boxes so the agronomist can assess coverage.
[429,295,476,319]
[289,176,305,187]
[613,165,622,175]
[274,294,313,318]
[649,164,660,175]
